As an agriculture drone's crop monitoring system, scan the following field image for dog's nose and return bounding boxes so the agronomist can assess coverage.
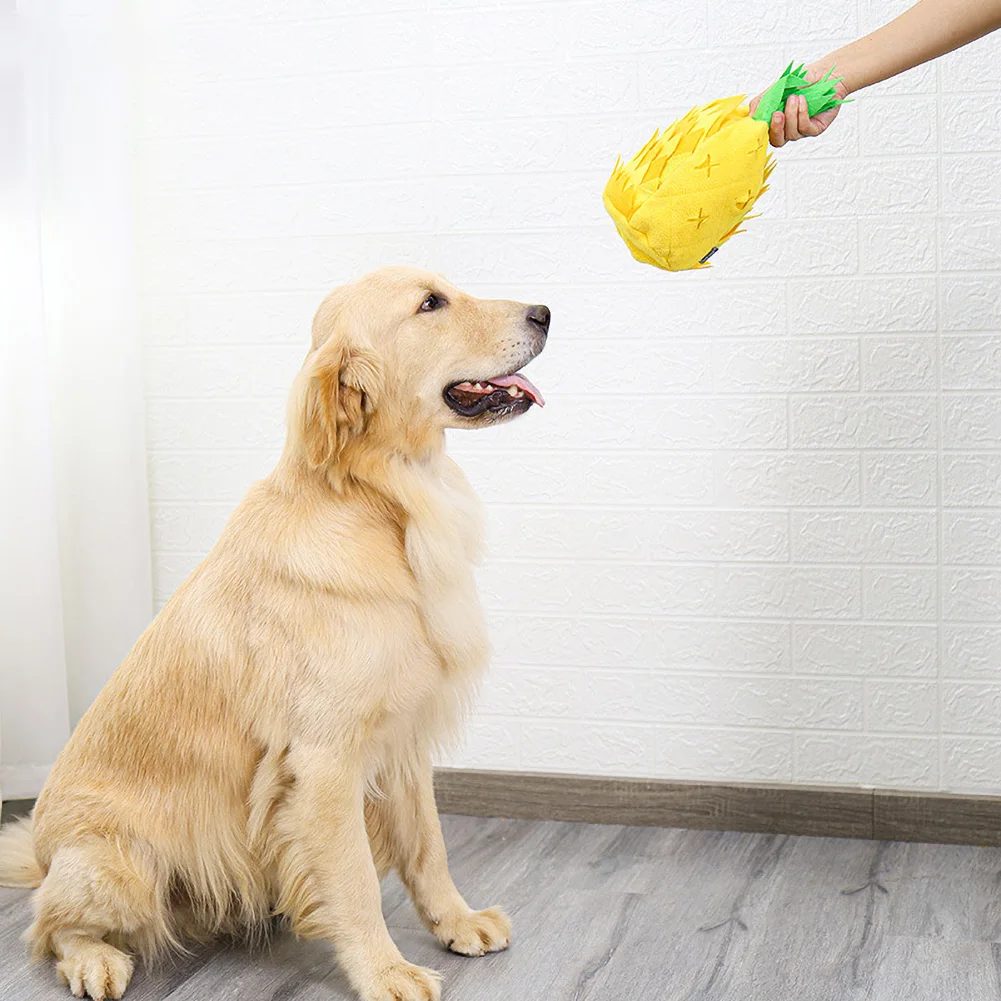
[526,304,551,335]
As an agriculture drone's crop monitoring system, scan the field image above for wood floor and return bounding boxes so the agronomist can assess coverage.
[3,813,1001,1000]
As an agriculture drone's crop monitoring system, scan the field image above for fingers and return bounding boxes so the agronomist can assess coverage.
[769,95,837,147]
[768,96,806,147]
[797,95,831,137]
[784,94,805,141]
[769,112,787,148]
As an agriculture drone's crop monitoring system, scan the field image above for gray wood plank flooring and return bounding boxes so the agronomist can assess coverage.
[3,815,1001,1000]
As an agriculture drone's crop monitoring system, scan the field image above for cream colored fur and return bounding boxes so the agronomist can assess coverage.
[0,267,548,1001]
[0,817,44,888]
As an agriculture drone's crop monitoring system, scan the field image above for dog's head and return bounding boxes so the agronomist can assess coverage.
[291,267,548,469]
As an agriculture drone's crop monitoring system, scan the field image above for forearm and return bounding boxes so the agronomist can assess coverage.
[812,0,1001,94]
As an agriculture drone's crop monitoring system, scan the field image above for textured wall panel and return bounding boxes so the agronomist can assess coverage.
[135,1,1001,793]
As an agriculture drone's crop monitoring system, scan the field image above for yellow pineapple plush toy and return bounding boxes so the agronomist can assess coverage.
[604,64,846,272]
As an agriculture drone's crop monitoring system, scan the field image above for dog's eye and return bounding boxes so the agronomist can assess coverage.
[419,293,444,313]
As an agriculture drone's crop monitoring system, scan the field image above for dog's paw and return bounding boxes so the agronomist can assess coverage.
[361,961,441,1001]
[56,945,133,1001]
[438,906,511,957]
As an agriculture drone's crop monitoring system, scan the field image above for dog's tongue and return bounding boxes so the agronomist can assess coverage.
[490,373,545,407]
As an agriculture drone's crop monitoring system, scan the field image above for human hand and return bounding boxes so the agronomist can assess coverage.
[748,64,850,147]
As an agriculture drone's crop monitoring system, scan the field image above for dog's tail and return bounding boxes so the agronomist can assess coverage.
[0,815,44,888]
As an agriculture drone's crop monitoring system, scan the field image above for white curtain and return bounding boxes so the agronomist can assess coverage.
[0,0,152,800]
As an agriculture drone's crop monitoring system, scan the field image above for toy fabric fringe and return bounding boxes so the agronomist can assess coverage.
[603,64,845,272]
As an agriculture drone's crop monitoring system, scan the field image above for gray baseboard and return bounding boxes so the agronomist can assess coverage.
[434,768,1001,847]
[0,799,34,824]
[8,776,1000,847]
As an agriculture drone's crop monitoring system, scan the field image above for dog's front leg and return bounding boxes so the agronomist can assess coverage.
[375,760,511,958]
[281,749,441,1001]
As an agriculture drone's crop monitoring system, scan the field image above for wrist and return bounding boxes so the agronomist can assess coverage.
[807,51,860,95]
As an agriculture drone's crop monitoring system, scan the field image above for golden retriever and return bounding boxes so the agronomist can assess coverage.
[0,266,549,1001]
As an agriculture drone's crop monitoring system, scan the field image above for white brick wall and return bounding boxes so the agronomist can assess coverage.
[134,0,1001,794]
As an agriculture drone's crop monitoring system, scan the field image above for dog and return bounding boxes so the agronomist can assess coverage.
[0,266,549,1001]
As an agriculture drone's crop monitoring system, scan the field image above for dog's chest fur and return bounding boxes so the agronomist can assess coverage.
[344,453,490,766]
[401,454,489,679]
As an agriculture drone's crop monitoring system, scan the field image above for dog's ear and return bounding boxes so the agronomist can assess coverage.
[298,324,383,469]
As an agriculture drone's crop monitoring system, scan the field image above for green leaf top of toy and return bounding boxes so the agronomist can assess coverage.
[750,62,849,123]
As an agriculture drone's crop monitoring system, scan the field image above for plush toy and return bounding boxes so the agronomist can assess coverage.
[603,64,846,272]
